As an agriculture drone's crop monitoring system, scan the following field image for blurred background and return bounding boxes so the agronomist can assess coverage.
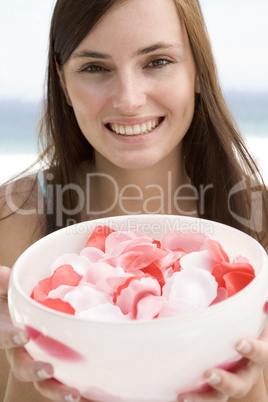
[0,0,267,184]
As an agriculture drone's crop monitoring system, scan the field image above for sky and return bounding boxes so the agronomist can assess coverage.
[0,0,267,101]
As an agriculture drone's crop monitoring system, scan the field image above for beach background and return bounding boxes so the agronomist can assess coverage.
[0,0,268,185]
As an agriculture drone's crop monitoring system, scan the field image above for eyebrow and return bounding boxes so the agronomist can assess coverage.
[71,42,184,60]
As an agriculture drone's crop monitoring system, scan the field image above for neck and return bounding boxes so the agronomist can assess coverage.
[83,151,198,219]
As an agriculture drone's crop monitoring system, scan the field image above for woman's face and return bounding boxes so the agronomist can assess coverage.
[60,0,199,171]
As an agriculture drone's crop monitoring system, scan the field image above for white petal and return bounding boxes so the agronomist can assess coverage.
[78,304,126,322]
[180,250,216,273]
[63,285,111,313]
[162,268,217,309]
[50,253,92,276]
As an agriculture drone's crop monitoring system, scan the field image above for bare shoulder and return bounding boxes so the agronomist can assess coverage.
[0,175,46,267]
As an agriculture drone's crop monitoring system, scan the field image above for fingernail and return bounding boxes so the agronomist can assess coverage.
[63,393,80,402]
[236,340,252,354]
[37,369,53,380]
[13,331,29,345]
[205,371,221,385]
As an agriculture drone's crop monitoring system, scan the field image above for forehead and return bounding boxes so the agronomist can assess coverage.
[72,0,188,55]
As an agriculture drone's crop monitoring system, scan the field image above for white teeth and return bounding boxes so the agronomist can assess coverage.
[108,118,162,136]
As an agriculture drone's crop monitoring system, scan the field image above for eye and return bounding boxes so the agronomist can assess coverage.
[81,65,108,74]
[147,58,172,68]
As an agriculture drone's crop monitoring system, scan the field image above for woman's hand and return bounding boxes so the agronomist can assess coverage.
[177,317,268,401]
[0,265,86,402]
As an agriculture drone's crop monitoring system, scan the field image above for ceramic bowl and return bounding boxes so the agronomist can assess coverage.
[8,215,268,402]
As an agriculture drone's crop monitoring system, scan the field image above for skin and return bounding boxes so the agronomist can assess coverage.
[1,0,268,401]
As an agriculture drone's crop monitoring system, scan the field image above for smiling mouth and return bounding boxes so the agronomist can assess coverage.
[106,117,164,136]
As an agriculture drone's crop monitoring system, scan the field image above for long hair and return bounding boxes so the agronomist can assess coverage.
[37,0,268,247]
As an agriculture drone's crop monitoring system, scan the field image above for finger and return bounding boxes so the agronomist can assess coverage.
[6,346,54,382]
[236,338,268,367]
[0,297,29,349]
[0,265,11,295]
[202,361,261,399]
[34,378,81,402]
[235,317,268,367]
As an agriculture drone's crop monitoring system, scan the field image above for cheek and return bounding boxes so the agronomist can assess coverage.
[68,84,108,129]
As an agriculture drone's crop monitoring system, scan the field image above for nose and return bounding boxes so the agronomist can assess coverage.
[112,71,147,113]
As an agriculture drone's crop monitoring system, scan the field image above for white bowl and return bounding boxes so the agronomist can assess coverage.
[8,215,268,402]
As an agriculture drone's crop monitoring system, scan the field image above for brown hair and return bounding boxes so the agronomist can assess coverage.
[36,0,268,246]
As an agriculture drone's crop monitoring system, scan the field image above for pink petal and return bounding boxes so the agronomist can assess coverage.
[210,287,228,305]
[154,249,184,271]
[136,295,167,320]
[115,276,161,316]
[206,239,230,263]
[79,247,106,264]
[80,262,122,285]
[160,230,207,253]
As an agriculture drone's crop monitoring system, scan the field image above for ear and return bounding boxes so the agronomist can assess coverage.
[195,74,201,94]
[55,60,72,106]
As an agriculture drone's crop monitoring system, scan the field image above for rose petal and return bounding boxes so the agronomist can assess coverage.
[51,254,92,275]
[210,287,228,305]
[160,230,207,253]
[180,250,217,273]
[206,239,230,263]
[51,265,83,289]
[223,272,255,297]
[78,304,127,322]
[31,276,52,301]
[136,295,167,320]
[38,298,75,315]
[79,247,106,264]
[31,265,83,302]
[158,299,197,317]
[85,225,115,252]
[63,285,112,313]
[163,268,218,309]
[105,231,152,257]
[140,262,166,287]
[115,276,161,316]
[212,262,255,288]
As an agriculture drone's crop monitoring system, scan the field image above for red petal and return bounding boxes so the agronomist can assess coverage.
[39,298,76,315]
[51,265,83,289]
[31,276,52,301]
[141,262,166,287]
[224,272,255,297]
[212,261,255,288]
[206,239,230,263]
[85,225,115,252]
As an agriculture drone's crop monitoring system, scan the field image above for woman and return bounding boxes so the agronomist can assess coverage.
[1,0,268,401]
